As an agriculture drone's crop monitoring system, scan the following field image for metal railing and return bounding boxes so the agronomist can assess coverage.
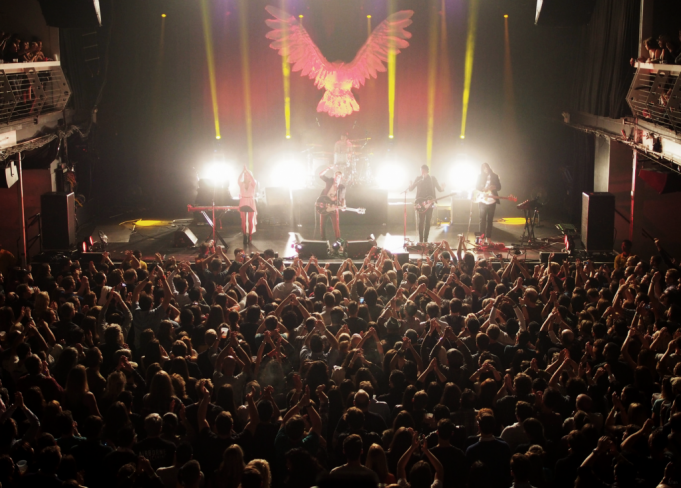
[0,61,71,127]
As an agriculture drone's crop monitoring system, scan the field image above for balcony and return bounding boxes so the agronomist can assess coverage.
[0,61,71,130]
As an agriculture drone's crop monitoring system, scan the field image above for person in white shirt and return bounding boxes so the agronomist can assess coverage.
[272,268,303,301]
[167,262,201,309]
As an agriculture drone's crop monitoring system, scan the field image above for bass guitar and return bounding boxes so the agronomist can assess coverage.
[315,195,366,215]
[474,191,517,205]
[414,192,461,214]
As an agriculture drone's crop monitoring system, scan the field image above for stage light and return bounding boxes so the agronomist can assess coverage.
[299,14,303,19]
[426,2,439,166]
[286,135,291,139]
[161,13,166,18]
[270,158,306,189]
[389,135,394,139]
[239,0,254,168]
[216,135,221,140]
[460,135,465,139]
[199,0,221,140]
[376,162,409,191]
[504,14,508,18]
[460,0,479,140]
[201,161,238,187]
[449,160,477,192]
[367,15,371,18]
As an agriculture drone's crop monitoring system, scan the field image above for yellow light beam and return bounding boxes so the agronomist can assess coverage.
[239,0,254,167]
[425,0,438,166]
[281,1,291,139]
[387,1,396,139]
[367,15,372,38]
[503,16,515,118]
[460,0,479,140]
[199,0,221,140]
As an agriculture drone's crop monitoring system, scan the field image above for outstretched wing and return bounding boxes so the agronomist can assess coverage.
[265,6,334,88]
[342,10,414,87]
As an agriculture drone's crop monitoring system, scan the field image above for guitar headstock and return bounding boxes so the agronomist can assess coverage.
[509,195,518,202]
[358,208,366,215]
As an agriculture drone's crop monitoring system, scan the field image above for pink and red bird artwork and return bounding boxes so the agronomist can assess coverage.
[265,6,414,117]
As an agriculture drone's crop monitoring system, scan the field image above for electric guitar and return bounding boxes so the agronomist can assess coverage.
[474,191,517,205]
[315,195,366,215]
[414,192,461,214]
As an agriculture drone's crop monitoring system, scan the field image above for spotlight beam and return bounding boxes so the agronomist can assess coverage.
[199,0,221,140]
[387,0,397,139]
[426,0,438,167]
[460,0,479,140]
[239,0,254,168]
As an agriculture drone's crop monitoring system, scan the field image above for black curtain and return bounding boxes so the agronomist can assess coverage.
[571,0,640,118]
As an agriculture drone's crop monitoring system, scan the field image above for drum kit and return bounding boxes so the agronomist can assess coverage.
[302,137,374,187]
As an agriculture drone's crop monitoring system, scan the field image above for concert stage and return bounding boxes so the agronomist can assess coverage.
[80,198,583,268]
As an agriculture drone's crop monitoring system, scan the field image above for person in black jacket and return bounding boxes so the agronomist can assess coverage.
[409,164,445,243]
[475,163,502,244]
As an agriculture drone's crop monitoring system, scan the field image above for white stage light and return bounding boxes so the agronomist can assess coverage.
[270,158,307,189]
[201,161,239,196]
[376,162,409,191]
[449,161,478,193]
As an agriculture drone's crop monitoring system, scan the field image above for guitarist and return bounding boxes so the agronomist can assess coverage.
[409,164,445,243]
[319,166,346,241]
[476,163,502,244]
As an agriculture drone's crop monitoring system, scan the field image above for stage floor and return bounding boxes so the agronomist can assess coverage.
[81,206,574,265]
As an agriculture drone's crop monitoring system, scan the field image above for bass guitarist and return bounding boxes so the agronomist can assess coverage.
[409,164,445,243]
[476,163,502,244]
[318,166,346,241]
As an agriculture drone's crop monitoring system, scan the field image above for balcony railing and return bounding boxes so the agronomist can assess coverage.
[0,61,71,127]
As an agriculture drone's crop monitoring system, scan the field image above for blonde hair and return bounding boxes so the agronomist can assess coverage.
[365,443,390,484]
[247,459,271,488]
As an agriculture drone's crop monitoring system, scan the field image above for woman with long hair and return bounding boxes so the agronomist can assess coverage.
[142,370,180,416]
[365,443,396,485]
[102,401,132,447]
[238,166,258,245]
[62,364,101,423]
[213,444,245,488]
[99,370,127,414]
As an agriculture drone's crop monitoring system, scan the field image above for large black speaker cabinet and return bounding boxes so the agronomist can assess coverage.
[535,0,597,26]
[296,240,329,259]
[581,192,615,252]
[38,0,102,28]
[41,192,76,250]
[346,240,376,259]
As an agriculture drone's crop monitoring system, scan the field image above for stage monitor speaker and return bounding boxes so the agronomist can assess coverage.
[0,161,18,189]
[296,239,329,259]
[539,252,569,264]
[173,227,198,248]
[581,192,615,252]
[535,0,596,26]
[346,240,376,259]
[41,192,76,250]
[38,0,102,28]
[639,167,681,194]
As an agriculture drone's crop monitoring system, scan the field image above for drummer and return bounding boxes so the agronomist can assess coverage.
[334,134,354,167]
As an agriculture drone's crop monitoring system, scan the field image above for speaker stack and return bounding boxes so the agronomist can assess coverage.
[581,192,615,252]
[41,192,76,250]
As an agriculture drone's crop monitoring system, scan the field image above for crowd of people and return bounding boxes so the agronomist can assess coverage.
[0,235,679,488]
[0,33,52,63]
[630,31,681,66]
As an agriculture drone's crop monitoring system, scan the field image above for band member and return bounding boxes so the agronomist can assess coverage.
[333,134,353,166]
[476,163,501,244]
[319,166,346,241]
[238,165,257,245]
[409,164,445,243]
